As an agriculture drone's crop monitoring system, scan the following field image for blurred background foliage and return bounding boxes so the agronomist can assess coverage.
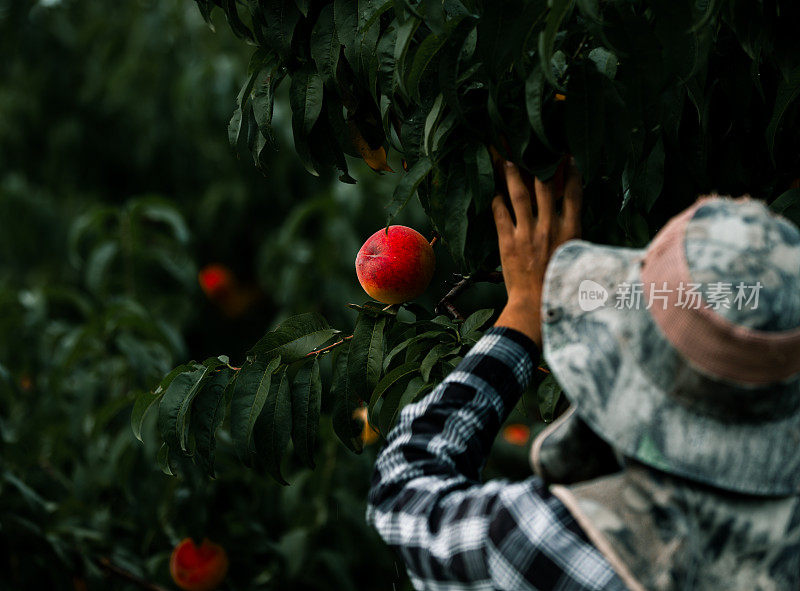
[0,0,492,588]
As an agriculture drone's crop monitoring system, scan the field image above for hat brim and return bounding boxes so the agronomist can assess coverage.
[541,240,800,496]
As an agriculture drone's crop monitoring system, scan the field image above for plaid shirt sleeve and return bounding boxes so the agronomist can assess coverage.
[365,326,625,591]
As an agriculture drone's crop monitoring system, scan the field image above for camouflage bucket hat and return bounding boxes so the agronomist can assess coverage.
[538,195,800,496]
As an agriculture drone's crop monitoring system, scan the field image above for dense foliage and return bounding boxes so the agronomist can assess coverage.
[200,0,800,257]
[143,0,800,489]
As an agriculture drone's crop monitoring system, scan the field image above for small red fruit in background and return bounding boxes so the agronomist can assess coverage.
[198,264,263,319]
[169,538,229,591]
[198,264,233,299]
[502,424,531,447]
[355,226,435,304]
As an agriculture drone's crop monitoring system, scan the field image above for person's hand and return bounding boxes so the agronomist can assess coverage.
[492,158,583,348]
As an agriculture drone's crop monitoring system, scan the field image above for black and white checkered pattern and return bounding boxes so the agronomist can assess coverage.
[366,327,625,590]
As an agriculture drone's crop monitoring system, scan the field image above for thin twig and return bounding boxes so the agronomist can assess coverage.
[429,234,439,247]
[571,34,588,60]
[96,557,169,591]
[304,335,354,358]
[435,271,504,320]
[440,300,466,322]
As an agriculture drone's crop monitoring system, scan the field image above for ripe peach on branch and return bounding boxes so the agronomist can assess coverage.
[355,225,435,304]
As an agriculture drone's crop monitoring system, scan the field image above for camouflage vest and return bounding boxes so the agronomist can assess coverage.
[533,409,800,590]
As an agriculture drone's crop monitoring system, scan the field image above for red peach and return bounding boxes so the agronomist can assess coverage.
[355,226,435,304]
[502,424,531,446]
[198,264,233,299]
[169,538,229,591]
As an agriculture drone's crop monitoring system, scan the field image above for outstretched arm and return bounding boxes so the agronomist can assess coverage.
[365,162,622,590]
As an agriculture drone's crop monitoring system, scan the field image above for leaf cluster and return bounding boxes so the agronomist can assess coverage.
[200,0,800,263]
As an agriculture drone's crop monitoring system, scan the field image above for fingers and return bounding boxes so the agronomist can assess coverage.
[561,156,583,238]
[503,162,534,232]
[533,176,555,232]
[492,195,514,237]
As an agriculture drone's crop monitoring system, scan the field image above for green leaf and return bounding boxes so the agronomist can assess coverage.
[258,0,301,55]
[538,374,562,422]
[229,70,260,148]
[193,0,216,30]
[588,47,617,79]
[393,17,422,99]
[439,19,478,123]
[157,443,173,476]
[255,366,292,484]
[290,357,321,468]
[428,111,458,156]
[423,94,446,156]
[433,160,470,268]
[464,143,494,213]
[251,62,286,144]
[766,66,800,161]
[157,364,211,454]
[175,357,228,451]
[229,356,282,462]
[131,361,192,442]
[689,0,721,32]
[249,313,338,361]
[310,4,340,84]
[539,0,574,88]
[85,242,119,294]
[353,0,388,99]
[621,135,665,213]
[770,189,800,228]
[294,0,309,17]
[459,308,494,337]
[220,0,254,43]
[290,68,325,136]
[386,157,433,223]
[191,368,233,477]
[129,197,190,245]
[333,0,357,50]
[347,312,388,400]
[429,315,458,330]
[525,63,555,152]
[369,361,420,411]
[575,0,599,21]
[378,376,431,434]
[330,342,362,453]
[383,329,448,370]
[132,391,161,443]
[407,32,448,101]
[420,343,460,382]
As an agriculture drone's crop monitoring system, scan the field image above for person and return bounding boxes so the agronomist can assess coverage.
[365,159,800,590]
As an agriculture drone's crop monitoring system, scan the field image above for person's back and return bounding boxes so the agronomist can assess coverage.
[535,414,800,590]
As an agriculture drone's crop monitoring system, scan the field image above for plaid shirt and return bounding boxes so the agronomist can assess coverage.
[366,326,625,591]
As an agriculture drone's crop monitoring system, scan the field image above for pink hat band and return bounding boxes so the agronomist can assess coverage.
[640,197,800,386]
